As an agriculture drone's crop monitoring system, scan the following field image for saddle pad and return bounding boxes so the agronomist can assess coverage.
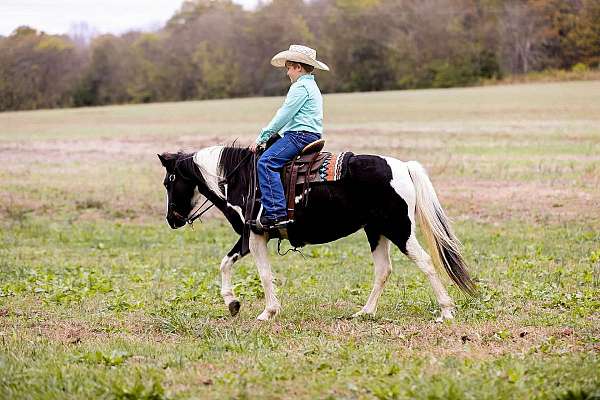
[319,151,352,183]
[284,151,353,187]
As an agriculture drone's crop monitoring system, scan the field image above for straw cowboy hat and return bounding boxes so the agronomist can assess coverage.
[271,45,330,71]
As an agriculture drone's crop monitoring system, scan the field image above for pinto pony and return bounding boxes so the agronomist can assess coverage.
[158,146,476,321]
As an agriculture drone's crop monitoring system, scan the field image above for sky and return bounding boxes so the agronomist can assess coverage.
[0,0,261,36]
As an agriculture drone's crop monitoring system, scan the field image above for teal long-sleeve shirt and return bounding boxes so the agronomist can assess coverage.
[256,74,323,145]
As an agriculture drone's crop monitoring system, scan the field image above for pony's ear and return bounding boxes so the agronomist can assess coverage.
[158,153,176,170]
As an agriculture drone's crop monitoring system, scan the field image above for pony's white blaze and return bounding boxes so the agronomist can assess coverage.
[193,146,225,199]
[164,192,169,222]
[381,156,417,225]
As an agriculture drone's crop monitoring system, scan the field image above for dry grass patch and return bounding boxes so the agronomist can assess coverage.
[438,179,600,223]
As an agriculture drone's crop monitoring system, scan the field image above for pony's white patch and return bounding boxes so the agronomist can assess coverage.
[294,188,311,204]
[249,231,281,320]
[381,156,416,225]
[193,146,225,199]
[220,253,239,305]
[257,204,264,219]
[354,236,392,316]
[228,203,244,221]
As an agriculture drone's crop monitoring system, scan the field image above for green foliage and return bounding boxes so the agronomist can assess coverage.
[421,59,479,88]
[2,0,599,111]
[194,42,242,99]
[0,28,82,110]
[0,264,114,304]
[110,374,168,400]
[76,350,131,366]
[572,63,589,73]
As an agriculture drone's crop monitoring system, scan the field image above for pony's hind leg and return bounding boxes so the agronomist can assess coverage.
[353,232,392,317]
[405,233,455,321]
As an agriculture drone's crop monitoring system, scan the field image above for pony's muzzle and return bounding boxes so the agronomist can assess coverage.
[167,205,187,229]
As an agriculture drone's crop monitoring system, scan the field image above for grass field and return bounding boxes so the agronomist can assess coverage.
[1,81,599,399]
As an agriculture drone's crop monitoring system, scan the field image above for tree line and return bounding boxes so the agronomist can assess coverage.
[1,0,598,112]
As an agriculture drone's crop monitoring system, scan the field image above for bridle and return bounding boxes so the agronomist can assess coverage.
[167,151,254,228]
[167,169,215,227]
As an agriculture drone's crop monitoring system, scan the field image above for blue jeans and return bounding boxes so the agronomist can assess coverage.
[258,131,321,219]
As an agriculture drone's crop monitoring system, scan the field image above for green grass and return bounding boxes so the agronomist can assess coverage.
[1,80,599,398]
[0,218,599,399]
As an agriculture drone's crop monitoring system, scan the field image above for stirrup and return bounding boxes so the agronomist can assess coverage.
[260,218,292,230]
[246,218,292,237]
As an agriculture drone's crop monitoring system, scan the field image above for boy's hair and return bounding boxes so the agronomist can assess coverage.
[285,60,315,73]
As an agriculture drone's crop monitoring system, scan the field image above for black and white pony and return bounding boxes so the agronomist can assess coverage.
[158,146,476,321]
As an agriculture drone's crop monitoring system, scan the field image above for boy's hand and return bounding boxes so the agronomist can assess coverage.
[249,143,262,153]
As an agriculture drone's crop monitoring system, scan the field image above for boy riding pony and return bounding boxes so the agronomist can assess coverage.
[249,45,329,230]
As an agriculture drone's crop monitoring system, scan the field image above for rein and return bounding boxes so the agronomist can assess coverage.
[225,151,253,179]
[185,198,214,227]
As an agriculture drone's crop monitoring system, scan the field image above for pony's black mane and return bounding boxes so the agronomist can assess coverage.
[219,145,253,190]
[173,152,204,182]
[165,144,253,188]
[219,145,252,174]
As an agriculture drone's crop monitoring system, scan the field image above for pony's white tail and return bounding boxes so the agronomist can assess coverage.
[406,161,477,296]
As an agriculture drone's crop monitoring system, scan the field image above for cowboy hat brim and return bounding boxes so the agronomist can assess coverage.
[271,50,330,71]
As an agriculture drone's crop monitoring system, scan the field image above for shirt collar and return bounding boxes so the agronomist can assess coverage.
[297,74,314,82]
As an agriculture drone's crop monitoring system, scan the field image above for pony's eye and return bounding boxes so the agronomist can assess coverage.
[169,174,176,182]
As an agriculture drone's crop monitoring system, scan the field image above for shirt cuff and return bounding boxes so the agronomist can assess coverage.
[256,130,271,145]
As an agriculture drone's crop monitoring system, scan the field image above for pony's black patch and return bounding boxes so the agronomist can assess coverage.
[159,146,476,304]
[162,148,412,252]
[214,147,412,250]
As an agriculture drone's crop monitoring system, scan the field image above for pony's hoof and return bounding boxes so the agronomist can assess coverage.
[351,309,374,319]
[256,308,278,321]
[228,300,241,316]
[435,308,455,323]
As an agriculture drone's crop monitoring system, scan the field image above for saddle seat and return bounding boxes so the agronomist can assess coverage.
[299,138,325,155]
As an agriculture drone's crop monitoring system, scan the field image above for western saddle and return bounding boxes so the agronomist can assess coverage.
[281,139,328,221]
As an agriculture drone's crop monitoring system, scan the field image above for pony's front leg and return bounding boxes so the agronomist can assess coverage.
[249,232,281,320]
[220,238,246,316]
